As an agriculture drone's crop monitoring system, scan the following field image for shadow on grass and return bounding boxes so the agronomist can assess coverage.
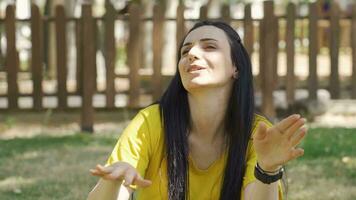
[0,128,355,200]
[0,133,119,200]
[0,133,116,159]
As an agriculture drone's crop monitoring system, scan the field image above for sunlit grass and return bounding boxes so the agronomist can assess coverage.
[0,134,117,200]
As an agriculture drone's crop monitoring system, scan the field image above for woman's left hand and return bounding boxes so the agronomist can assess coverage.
[253,114,307,172]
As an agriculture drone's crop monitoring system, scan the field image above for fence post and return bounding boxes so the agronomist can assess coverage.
[260,1,277,118]
[152,3,164,101]
[286,3,296,105]
[352,4,356,99]
[244,3,253,57]
[31,4,43,110]
[221,4,231,25]
[308,2,318,100]
[5,5,18,110]
[272,14,278,89]
[329,2,340,99]
[127,3,141,108]
[81,3,95,132]
[55,5,68,110]
[76,18,83,95]
[104,2,116,108]
[200,5,208,21]
[176,3,186,49]
[93,14,98,89]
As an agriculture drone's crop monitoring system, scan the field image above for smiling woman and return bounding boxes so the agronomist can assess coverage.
[178,27,236,92]
[87,21,307,200]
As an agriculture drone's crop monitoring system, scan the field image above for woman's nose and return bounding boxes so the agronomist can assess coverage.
[187,46,200,62]
[188,54,198,62]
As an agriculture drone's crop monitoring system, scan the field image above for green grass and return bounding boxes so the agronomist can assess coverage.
[285,128,356,200]
[0,133,117,200]
[0,128,355,200]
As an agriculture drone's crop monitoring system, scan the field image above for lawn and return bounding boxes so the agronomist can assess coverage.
[0,127,355,200]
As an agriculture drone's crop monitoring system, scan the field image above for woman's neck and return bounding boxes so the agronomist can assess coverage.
[188,86,232,143]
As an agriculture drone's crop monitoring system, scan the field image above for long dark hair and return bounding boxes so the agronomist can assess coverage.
[159,20,255,200]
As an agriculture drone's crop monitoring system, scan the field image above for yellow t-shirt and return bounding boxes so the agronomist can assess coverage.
[106,104,283,199]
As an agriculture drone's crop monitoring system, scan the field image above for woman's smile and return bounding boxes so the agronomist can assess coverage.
[187,65,206,73]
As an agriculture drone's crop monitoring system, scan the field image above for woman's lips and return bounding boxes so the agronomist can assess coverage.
[187,65,205,72]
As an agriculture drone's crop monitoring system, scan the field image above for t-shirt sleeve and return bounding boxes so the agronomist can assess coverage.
[106,111,152,179]
[242,116,284,199]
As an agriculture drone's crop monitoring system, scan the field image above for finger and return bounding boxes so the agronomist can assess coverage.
[96,164,109,172]
[123,169,136,187]
[90,167,110,176]
[290,127,307,147]
[253,122,268,140]
[102,173,120,180]
[134,175,152,188]
[95,164,113,174]
[103,166,127,181]
[285,118,306,139]
[103,171,125,181]
[275,114,301,133]
[289,148,304,160]
[90,169,104,176]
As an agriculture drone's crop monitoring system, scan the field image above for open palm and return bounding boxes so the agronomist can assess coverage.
[253,114,307,171]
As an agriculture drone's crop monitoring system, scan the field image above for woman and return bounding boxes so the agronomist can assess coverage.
[87,21,307,200]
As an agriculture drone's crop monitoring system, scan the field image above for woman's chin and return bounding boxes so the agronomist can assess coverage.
[184,82,210,91]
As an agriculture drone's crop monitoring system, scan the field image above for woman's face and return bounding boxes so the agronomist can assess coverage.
[178,25,236,92]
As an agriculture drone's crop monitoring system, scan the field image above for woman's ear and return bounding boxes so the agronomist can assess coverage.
[233,69,239,79]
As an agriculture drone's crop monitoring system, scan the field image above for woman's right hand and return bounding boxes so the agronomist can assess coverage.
[90,162,152,188]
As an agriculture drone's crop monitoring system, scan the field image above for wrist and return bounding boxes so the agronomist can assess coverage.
[254,163,284,184]
[257,162,282,174]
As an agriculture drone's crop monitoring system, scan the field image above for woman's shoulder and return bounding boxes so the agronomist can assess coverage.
[138,104,164,155]
[137,104,163,134]
[140,103,160,115]
[252,113,273,133]
[139,104,161,121]
[253,113,272,125]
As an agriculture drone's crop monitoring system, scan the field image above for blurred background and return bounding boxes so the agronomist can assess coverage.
[0,0,355,199]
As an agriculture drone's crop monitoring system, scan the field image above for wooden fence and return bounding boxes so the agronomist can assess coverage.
[0,1,355,131]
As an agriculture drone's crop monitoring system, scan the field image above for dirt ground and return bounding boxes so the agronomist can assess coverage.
[1,99,355,140]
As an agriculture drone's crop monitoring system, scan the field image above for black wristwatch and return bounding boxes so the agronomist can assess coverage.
[254,163,284,184]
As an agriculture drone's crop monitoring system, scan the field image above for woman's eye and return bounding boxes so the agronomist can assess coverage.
[205,45,216,49]
[181,49,188,55]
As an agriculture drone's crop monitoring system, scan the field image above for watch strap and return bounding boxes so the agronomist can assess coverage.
[254,164,284,184]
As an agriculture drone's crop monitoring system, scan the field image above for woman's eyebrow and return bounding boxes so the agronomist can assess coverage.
[182,38,218,48]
